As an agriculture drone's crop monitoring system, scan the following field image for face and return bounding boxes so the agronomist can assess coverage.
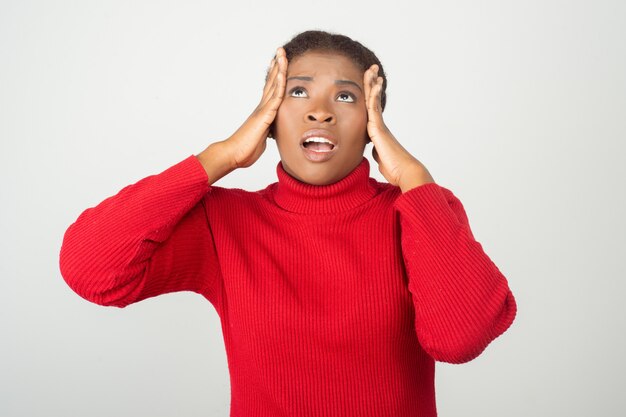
[272,51,368,185]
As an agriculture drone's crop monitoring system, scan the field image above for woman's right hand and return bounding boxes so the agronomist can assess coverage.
[197,47,287,183]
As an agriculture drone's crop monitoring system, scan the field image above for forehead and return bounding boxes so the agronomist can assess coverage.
[287,51,362,80]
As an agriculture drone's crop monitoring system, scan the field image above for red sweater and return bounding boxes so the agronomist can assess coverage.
[60,155,516,417]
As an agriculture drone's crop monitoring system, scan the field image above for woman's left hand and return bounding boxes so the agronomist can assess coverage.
[364,64,435,192]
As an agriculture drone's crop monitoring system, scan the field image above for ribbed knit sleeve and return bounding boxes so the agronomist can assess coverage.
[393,183,517,364]
[59,156,220,308]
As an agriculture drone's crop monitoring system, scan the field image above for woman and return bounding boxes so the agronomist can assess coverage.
[60,30,516,416]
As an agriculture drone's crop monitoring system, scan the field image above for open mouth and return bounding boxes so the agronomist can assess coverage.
[302,137,336,152]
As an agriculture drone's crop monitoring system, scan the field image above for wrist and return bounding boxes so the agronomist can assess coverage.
[399,166,435,193]
[196,141,237,185]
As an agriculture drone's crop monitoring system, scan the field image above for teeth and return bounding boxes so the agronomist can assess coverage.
[304,137,334,145]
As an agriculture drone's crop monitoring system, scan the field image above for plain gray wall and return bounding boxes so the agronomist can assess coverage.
[2,0,625,416]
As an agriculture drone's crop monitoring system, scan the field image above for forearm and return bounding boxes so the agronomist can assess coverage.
[59,156,212,307]
[395,184,516,363]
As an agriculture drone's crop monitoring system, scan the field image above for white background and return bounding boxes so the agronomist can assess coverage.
[2,0,625,415]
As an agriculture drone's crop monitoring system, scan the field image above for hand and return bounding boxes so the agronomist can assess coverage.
[199,47,287,176]
[364,64,435,192]
[223,47,288,169]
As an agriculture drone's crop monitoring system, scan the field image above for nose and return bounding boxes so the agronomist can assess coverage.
[305,102,335,124]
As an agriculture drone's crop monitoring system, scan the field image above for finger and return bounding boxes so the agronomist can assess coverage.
[371,76,383,113]
[266,55,279,82]
[363,67,371,106]
[265,58,276,82]
[261,52,287,108]
[366,75,378,114]
[366,66,381,112]
[366,76,386,142]
[363,64,377,109]
[273,50,287,98]
[263,71,282,110]
[262,47,285,95]
[262,51,287,110]
[372,146,390,179]
[262,56,280,97]
[263,81,277,107]
[372,145,380,164]
[273,66,286,101]
[260,51,285,106]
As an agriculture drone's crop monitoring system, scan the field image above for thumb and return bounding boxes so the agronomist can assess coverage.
[372,146,380,164]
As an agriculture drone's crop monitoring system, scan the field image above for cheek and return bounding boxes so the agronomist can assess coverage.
[358,107,368,125]
[348,100,367,121]
[341,106,368,130]
[274,103,296,132]
[344,107,368,142]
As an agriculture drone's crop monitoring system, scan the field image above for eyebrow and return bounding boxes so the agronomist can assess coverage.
[286,76,363,93]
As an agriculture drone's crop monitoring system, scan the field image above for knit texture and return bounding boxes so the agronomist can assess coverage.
[60,156,516,417]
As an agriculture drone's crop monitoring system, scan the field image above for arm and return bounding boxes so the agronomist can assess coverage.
[60,47,289,308]
[394,183,517,364]
[361,65,515,363]
[59,155,222,307]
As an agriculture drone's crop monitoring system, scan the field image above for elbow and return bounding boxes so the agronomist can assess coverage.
[59,245,140,308]
[421,291,518,364]
[59,215,143,307]
[60,271,128,308]
[422,336,490,364]
[421,333,488,364]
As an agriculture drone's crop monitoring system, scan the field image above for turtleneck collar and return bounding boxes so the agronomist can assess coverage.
[271,157,379,214]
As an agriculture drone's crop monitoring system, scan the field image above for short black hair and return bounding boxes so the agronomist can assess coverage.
[270,30,388,111]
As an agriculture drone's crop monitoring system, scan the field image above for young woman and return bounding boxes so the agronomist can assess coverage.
[60,30,517,417]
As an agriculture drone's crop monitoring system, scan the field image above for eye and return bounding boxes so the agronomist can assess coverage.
[337,92,355,103]
[289,87,308,98]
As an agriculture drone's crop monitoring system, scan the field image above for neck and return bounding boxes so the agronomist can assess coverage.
[271,157,378,214]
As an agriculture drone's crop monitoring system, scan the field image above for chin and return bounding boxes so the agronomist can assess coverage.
[282,163,335,185]
[281,151,363,185]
